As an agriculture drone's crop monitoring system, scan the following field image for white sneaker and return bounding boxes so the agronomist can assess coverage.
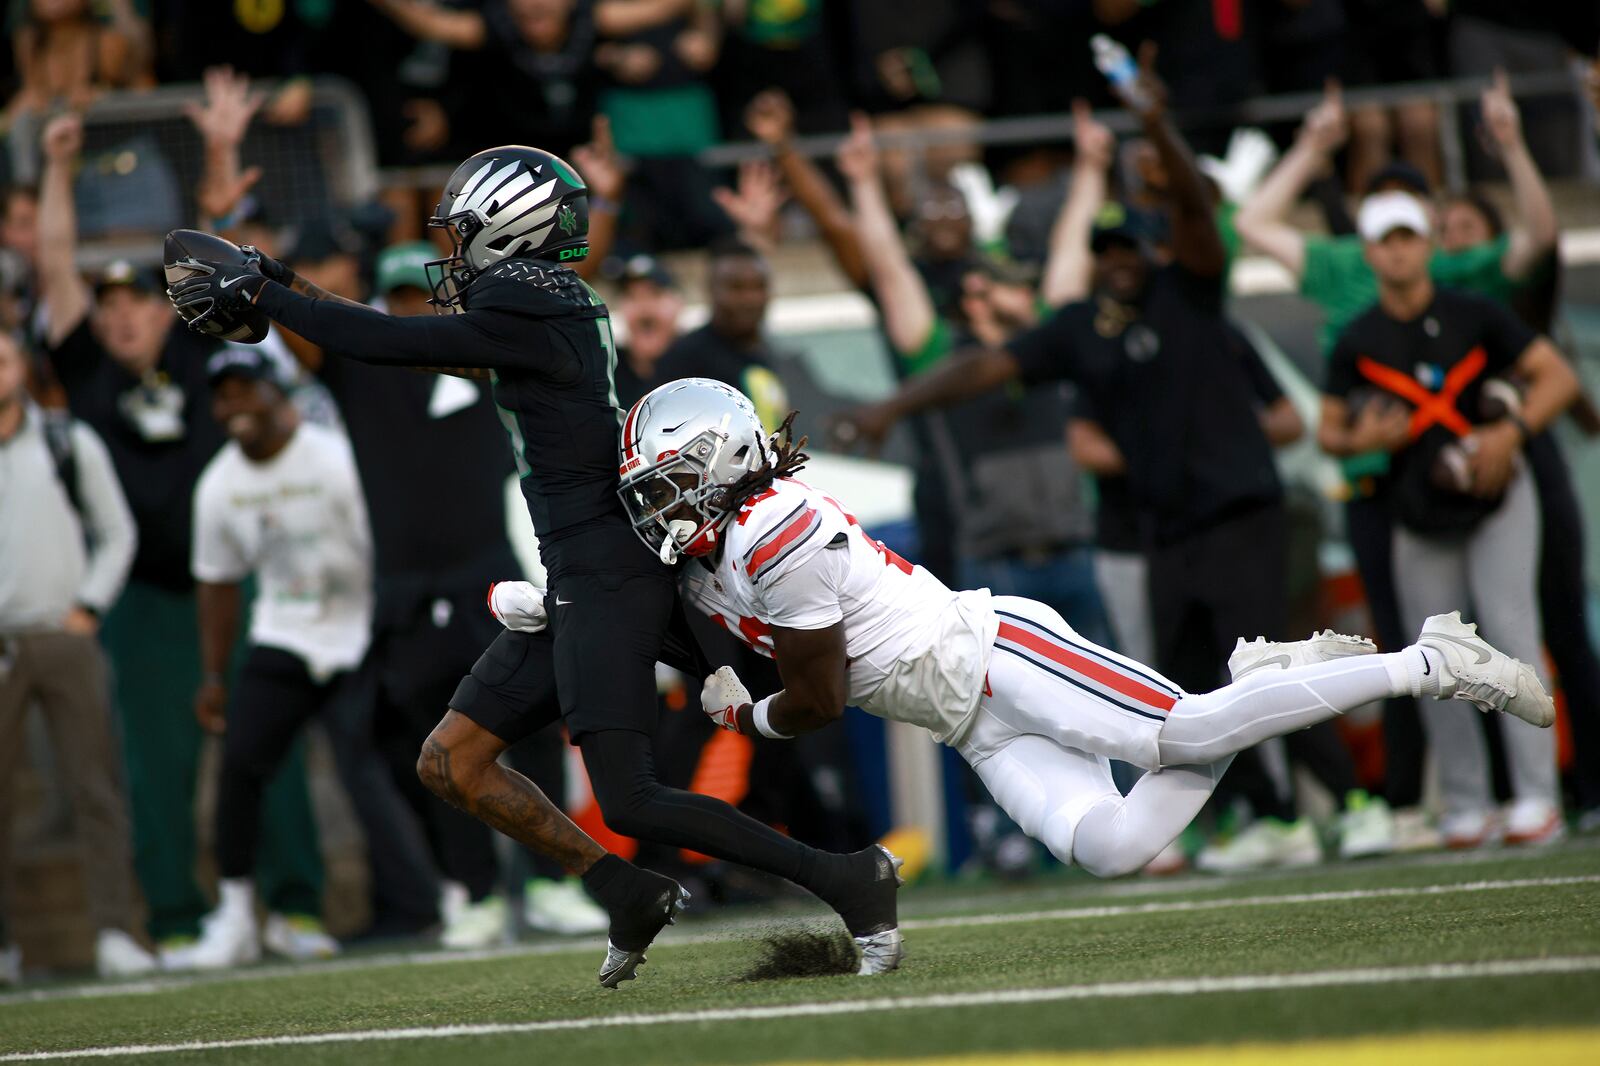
[524,878,608,935]
[1336,792,1397,860]
[161,904,259,971]
[1229,630,1377,682]
[262,913,340,961]
[439,883,508,949]
[1391,807,1444,853]
[0,944,20,986]
[1195,818,1322,874]
[1416,612,1555,727]
[1439,808,1502,851]
[1503,798,1566,847]
[95,929,158,978]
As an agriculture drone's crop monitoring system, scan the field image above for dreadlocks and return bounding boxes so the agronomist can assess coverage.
[711,410,810,513]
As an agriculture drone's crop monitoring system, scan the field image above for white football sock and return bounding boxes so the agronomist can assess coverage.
[217,878,255,917]
[1157,654,1411,767]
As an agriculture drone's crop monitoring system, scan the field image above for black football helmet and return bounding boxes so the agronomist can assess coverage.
[425,145,589,308]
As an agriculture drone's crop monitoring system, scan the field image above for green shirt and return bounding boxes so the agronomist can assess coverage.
[1301,232,1513,356]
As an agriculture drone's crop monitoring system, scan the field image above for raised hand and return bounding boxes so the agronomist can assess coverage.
[41,112,84,163]
[1072,98,1115,172]
[1478,68,1524,158]
[834,111,879,183]
[1299,78,1348,155]
[1116,41,1169,126]
[572,114,625,203]
[183,65,263,149]
[712,159,788,237]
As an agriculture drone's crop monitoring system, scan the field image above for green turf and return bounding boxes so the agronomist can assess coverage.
[5,843,1599,1064]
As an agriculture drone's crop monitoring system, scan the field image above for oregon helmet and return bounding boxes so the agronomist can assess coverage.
[425,145,589,308]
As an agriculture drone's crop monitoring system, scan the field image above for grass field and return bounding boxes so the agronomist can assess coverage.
[4,840,1599,1064]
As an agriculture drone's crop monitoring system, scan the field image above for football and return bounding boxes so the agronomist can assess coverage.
[1430,436,1479,494]
[163,228,271,344]
[1479,376,1525,422]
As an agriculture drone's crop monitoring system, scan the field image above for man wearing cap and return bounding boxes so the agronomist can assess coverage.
[295,241,607,944]
[612,255,682,411]
[1318,190,1578,849]
[168,347,374,969]
[34,112,327,953]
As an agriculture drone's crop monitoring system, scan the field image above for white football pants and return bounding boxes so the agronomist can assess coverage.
[957,596,1413,877]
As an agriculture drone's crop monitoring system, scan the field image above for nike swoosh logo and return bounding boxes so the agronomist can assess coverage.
[1422,655,1431,676]
[1256,654,1293,670]
[1429,634,1492,664]
[218,275,248,289]
[555,596,573,607]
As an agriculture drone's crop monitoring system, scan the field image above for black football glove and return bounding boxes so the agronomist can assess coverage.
[167,258,268,337]
[240,245,296,287]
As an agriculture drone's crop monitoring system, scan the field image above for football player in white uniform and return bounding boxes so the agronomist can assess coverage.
[497,379,1554,901]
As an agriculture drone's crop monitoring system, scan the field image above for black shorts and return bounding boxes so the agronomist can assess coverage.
[450,570,710,744]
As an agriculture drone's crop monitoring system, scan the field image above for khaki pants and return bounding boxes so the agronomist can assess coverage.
[0,631,139,936]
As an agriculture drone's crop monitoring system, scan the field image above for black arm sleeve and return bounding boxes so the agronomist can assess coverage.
[254,283,559,371]
[1005,309,1083,386]
[1230,325,1285,406]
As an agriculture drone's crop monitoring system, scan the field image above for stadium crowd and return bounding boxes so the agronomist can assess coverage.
[1,0,1599,981]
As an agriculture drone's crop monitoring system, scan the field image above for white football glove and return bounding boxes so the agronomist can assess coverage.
[701,665,752,732]
[487,580,549,633]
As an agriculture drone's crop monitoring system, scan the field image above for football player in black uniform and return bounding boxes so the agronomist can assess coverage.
[167,146,902,985]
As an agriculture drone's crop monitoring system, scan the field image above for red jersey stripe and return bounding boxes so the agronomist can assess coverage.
[996,622,1177,712]
[745,505,818,578]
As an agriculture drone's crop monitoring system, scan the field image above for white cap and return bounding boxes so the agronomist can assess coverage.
[1358,191,1431,242]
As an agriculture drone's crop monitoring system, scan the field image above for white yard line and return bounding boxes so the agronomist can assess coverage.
[2,872,1594,1009]
[6,956,1599,1062]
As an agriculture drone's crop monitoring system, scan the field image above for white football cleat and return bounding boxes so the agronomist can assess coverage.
[95,929,158,978]
[1439,808,1502,851]
[1229,630,1377,682]
[1336,792,1396,860]
[855,927,905,975]
[262,913,340,961]
[524,878,608,936]
[162,903,259,971]
[1416,612,1555,727]
[1503,798,1566,847]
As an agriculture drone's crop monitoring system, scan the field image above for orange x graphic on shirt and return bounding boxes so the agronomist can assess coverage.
[1356,347,1487,441]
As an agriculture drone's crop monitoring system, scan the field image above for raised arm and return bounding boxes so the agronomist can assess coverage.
[1479,70,1557,282]
[831,345,1021,451]
[1235,80,1348,279]
[184,66,265,226]
[37,114,91,348]
[836,113,937,357]
[367,0,487,49]
[711,159,787,255]
[571,115,623,281]
[745,90,870,289]
[1122,44,1224,279]
[1041,99,1115,308]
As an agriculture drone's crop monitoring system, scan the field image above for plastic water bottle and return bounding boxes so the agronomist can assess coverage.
[1091,34,1150,112]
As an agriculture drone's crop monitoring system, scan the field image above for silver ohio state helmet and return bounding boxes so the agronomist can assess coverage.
[619,378,772,563]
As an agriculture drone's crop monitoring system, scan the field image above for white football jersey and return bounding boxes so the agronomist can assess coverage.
[678,478,997,745]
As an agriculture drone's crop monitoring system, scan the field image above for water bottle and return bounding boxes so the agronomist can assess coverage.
[1091,34,1150,112]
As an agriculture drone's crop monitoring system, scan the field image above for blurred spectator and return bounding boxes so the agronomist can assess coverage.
[612,253,682,409]
[1318,189,1578,848]
[0,331,156,980]
[5,0,152,122]
[368,0,602,157]
[836,111,1109,647]
[656,236,790,431]
[164,349,368,970]
[714,0,846,135]
[846,0,990,115]
[593,0,725,251]
[1338,0,1446,194]
[162,0,326,124]
[36,112,326,949]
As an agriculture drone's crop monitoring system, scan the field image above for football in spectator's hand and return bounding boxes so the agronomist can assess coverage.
[163,229,271,343]
[1430,437,1478,495]
[1479,377,1524,423]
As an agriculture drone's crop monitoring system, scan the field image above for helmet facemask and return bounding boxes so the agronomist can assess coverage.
[620,422,761,564]
[424,213,481,310]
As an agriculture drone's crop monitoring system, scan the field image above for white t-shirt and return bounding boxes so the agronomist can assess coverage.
[192,423,373,681]
[678,477,997,746]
